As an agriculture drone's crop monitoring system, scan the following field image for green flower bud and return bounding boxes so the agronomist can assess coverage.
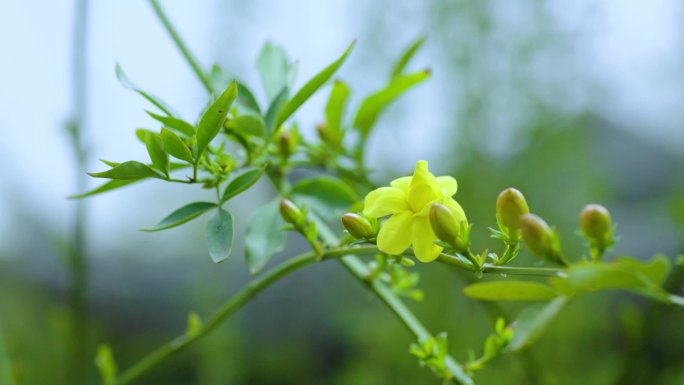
[277,131,294,158]
[520,214,565,265]
[279,199,302,225]
[496,188,529,241]
[316,123,342,148]
[579,204,611,244]
[429,204,459,245]
[342,213,375,239]
[429,203,469,251]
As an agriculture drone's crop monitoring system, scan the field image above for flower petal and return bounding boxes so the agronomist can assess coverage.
[436,176,458,196]
[390,176,412,193]
[443,198,467,223]
[408,183,437,213]
[412,216,443,262]
[377,211,414,255]
[363,187,408,218]
[410,160,437,188]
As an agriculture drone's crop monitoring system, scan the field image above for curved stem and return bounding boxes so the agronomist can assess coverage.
[115,246,377,385]
[148,0,214,94]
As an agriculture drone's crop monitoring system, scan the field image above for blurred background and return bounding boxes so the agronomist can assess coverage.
[1,0,684,384]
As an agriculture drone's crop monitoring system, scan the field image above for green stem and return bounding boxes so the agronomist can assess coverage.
[437,253,566,278]
[482,264,567,278]
[337,256,471,383]
[67,0,90,383]
[115,246,377,385]
[148,0,214,94]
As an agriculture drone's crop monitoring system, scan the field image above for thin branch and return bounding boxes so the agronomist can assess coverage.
[148,0,214,94]
[115,246,378,384]
[67,0,90,383]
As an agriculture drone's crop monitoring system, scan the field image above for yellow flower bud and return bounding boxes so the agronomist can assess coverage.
[279,199,302,225]
[342,213,375,239]
[429,203,460,245]
[520,214,565,265]
[579,204,611,244]
[496,188,529,241]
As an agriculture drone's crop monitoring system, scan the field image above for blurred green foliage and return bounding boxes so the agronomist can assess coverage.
[2,1,684,384]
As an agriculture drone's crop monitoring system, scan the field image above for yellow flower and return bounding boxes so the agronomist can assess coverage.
[363,160,466,262]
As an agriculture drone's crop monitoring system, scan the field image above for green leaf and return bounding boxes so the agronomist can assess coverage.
[264,87,289,133]
[256,42,291,102]
[235,81,261,114]
[88,161,165,180]
[161,128,194,163]
[141,202,217,232]
[71,163,191,199]
[275,41,356,129]
[186,311,203,338]
[205,208,234,263]
[325,80,351,133]
[290,177,358,222]
[245,200,286,274]
[99,159,120,168]
[69,179,140,199]
[209,65,261,113]
[229,114,266,138]
[463,281,558,301]
[390,37,426,79]
[115,63,175,116]
[222,165,266,203]
[94,344,118,385]
[139,130,169,176]
[551,256,672,302]
[613,255,671,286]
[147,111,195,137]
[195,81,238,160]
[507,297,568,351]
[353,69,431,137]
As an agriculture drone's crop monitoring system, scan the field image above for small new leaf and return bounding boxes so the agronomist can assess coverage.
[205,208,234,263]
[325,80,351,133]
[222,165,267,203]
[147,111,195,137]
[141,202,217,232]
[256,41,292,102]
[275,41,355,129]
[69,179,140,199]
[88,161,165,180]
[353,69,430,137]
[161,128,194,163]
[290,177,358,222]
[195,81,238,160]
[116,63,175,116]
[139,130,169,176]
[245,200,286,274]
[390,36,426,79]
[507,297,568,351]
